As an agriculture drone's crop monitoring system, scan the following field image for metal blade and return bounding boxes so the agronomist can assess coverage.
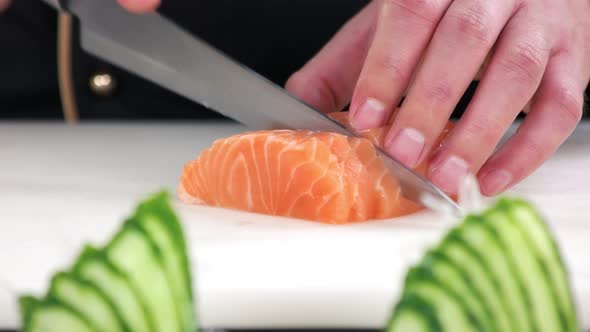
[71,0,462,216]
[72,0,343,133]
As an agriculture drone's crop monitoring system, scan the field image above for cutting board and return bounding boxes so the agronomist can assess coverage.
[1,121,589,330]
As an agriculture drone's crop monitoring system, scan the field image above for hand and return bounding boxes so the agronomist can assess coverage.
[0,0,10,12]
[117,0,160,13]
[286,0,590,196]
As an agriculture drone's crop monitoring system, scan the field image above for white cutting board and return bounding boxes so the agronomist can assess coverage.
[0,121,589,330]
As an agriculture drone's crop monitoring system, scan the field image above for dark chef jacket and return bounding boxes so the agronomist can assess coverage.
[1,0,588,120]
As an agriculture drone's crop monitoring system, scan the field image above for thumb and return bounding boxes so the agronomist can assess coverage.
[117,0,160,13]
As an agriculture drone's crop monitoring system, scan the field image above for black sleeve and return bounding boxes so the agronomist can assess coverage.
[0,0,61,118]
[0,0,369,120]
[0,0,586,120]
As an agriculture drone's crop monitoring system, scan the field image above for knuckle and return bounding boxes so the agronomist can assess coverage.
[383,0,442,25]
[424,82,453,105]
[499,41,546,86]
[314,75,342,112]
[376,56,411,83]
[445,3,493,44]
[550,85,584,125]
[519,134,546,161]
[463,117,505,148]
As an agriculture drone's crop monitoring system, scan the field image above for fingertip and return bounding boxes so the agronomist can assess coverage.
[384,127,427,169]
[117,0,160,13]
[478,168,513,196]
[428,155,470,194]
[349,98,388,131]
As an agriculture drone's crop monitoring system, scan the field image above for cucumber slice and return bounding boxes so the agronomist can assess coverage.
[19,296,39,325]
[420,251,496,331]
[439,235,512,331]
[21,297,94,332]
[48,272,125,332]
[484,208,562,332]
[19,191,197,332]
[387,197,578,332]
[387,294,441,332]
[106,223,181,332]
[459,217,533,331]
[403,267,479,331]
[73,245,154,332]
[134,192,195,332]
[504,199,578,332]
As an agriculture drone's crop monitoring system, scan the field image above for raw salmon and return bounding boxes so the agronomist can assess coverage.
[178,112,453,224]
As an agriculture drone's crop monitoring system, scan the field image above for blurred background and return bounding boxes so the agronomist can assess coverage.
[0,0,367,120]
[2,0,585,121]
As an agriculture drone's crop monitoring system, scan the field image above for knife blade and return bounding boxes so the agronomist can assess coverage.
[58,0,462,216]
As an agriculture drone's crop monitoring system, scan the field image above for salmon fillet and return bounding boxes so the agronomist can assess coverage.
[178,112,453,224]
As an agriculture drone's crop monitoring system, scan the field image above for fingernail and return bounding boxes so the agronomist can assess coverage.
[385,128,425,168]
[480,169,512,195]
[429,155,470,194]
[351,98,387,130]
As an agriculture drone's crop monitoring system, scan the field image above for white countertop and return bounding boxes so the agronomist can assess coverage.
[1,120,589,330]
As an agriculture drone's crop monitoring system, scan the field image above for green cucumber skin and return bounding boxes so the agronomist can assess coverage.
[19,296,39,327]
[459,216,534,332]
[402,267,482,332]
[135,191,193,300]
[72,245,155,332]
[387,197,579,332]
[421,251,498,331]
[18,191,198,332]
[480,219,539,332]
[502,199,579,332]
[134,192,195,332]
[439,235,512,332]
[484,208,562,332]
[106,222,182,332]
[48,272,126,332]
[387,294,441,332]
[21,297,96,332]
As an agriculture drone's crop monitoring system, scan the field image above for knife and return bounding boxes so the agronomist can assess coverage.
[44,0,462,216]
